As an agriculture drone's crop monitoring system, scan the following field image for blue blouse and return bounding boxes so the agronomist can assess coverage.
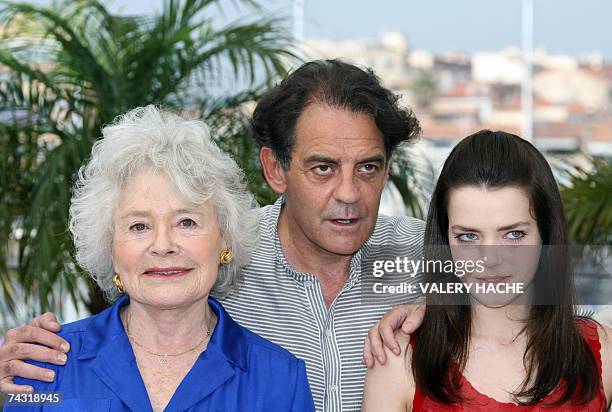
[6,295,315,411]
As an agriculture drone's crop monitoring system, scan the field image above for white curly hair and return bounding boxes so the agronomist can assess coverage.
[69,105,259,302]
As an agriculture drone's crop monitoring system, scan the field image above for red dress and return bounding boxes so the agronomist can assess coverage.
[412,319,608,411]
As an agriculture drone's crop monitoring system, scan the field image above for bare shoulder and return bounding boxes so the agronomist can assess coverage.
[362,332,414,412]
[596,322,612,406]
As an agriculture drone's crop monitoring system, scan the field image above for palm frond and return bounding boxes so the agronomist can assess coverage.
[561,160,612,245]
[0,0,295,319]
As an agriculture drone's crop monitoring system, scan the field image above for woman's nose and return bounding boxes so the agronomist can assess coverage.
[149,227,178,256]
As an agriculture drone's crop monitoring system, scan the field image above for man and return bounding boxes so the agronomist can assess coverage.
[0,60,424,411]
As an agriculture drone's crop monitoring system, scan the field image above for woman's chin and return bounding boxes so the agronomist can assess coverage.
[469,292,527,308]
[130,289,210,310]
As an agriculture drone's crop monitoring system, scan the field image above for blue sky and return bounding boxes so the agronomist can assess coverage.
[25,0,612,58]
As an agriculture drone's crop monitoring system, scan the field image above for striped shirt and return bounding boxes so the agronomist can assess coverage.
[218,197,425,411]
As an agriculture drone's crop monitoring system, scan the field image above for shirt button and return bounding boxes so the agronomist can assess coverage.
[325,329,332,339]
[329,385,338,393]
[304,280,313,288]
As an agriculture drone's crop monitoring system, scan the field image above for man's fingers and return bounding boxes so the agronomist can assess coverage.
[364,305,425,368]
[1,342,67,366]
[362,336,374,368]
[379,321,401,356]
[401,304,425,334]
[377,306,409,354]
[368,324,387,365]
[30,313,61,333]
[5,326,69,353]
[0,359,56,383]
[0,377,34,395]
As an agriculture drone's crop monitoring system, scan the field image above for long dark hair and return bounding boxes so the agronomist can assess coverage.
[411,130,599,406]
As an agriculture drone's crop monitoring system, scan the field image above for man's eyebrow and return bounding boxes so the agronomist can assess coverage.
[304,154,386,165]
[358,155,385,164]
[304,155,338,164]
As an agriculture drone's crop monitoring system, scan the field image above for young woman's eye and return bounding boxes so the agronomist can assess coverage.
[129,223,148,232]
[506,230,526,241]
[178,218,196,228]
[457,233,478,242]
[313,164,333,175]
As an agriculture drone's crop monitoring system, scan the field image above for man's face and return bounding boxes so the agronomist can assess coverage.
[281,103,389,256]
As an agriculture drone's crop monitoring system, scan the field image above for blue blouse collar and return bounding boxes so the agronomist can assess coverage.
[78,294,248,371]
[74,294,249,411]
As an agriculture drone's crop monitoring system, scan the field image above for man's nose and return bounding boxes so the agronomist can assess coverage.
[332,170,360,204]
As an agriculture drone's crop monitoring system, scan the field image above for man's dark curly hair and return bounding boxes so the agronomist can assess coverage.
[250,59,421,169]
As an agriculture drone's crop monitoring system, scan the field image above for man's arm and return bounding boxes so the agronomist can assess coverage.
[362,304,424,368]
[0,313,69,394]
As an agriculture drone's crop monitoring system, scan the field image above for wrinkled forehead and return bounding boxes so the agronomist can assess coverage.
[115,169,214,217]
[292,104,386,162]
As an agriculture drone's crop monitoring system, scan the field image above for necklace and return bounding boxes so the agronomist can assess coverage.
[125,313,213,366]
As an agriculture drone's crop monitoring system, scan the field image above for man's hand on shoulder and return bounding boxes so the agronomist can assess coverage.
[0,312,69,394]
[363,304,424,368]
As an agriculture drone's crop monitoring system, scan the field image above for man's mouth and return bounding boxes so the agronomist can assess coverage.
[329,218,359,226]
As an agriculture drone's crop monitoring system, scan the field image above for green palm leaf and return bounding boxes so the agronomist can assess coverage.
[0,0,295,320]
[561,160,612,245]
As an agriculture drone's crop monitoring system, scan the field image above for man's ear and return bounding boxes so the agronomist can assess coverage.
[260,147,287,194]
[383,155,392,185]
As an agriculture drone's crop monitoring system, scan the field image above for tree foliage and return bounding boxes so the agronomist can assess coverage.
[0,0,295,318]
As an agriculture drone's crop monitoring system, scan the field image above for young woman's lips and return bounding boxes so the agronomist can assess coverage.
[476,276,512,284]
[143,267,193,278]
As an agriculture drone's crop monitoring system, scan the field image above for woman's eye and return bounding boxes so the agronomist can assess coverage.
[179,218,196,228]
[506,230,525,240]
[129,223,147,232]
[458,233,478,242]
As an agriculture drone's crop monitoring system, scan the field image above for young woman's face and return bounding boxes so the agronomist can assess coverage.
[447,185,542,307]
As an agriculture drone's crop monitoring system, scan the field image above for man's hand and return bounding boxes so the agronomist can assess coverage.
[0,312,69,394]
[363,304,425,368]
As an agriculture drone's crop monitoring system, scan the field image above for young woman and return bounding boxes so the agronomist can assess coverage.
[362,130,611,411]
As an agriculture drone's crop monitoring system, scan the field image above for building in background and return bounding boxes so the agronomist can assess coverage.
[302,32,612,168]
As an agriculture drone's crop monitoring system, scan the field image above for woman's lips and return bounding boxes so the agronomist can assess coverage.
[142,267,193,278]
[475,276,512,284]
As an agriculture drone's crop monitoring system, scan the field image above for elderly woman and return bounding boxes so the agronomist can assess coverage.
[4,106,314,411]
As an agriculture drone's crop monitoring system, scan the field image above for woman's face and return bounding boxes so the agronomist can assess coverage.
[111,169,225,309]
[447,185,542,307]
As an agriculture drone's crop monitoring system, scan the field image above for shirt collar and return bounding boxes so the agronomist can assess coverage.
[79,294,248,370]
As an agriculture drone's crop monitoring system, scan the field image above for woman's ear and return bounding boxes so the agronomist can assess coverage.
[260,147,287,194]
